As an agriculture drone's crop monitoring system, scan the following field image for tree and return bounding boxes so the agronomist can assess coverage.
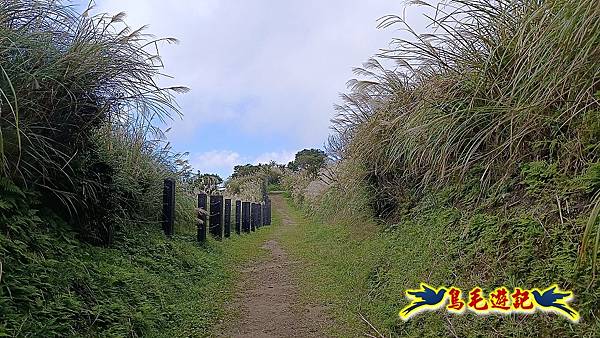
[231,164,261,179]
[192,172,223,194]
[229,163,284,185]
[288,149,328,177]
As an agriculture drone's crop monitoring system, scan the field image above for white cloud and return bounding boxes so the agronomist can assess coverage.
[252,151,295,165]
[92,0,434,144]
[92,0,441,177]
[191,149,296,177]
[192,150,240,175]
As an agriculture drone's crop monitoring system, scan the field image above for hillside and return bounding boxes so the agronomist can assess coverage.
[281,0,600,336]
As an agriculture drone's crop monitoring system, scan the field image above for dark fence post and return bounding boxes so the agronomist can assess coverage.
[197,193,207,242]
[262,203,266,226]
[242,201,251,233]
[254,203,259,230]
[266,198,271,225]
[235,200,241,235]
[252,203,257,229]
[209,195,223,239]
[162,178,175,236]
[258,203,263,228]
[224,199,231,238]
[255,203,260,231]
[249,203,254,231]
[250,203,256,231]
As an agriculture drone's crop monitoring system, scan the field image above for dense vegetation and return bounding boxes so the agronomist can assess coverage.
[2,0,598,336]
[284,0,600,336]
[286,148,328,177]
[0,0,191,244]
[225,162,284,201]
[1,178,272,336]
[0,1,252,336]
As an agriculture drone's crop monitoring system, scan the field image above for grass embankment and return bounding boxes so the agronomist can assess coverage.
[279,0,600,336]
[0,2,272,336]
[0,190,274,337]
[277,192,599,338]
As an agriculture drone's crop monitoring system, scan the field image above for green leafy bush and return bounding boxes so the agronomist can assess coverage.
[520,161,558,193]
[0,177,270,336]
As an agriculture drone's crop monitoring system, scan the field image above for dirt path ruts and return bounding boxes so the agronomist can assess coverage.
[219,194,329,337]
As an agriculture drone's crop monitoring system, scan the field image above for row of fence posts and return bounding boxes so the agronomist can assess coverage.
[161,178,272,241]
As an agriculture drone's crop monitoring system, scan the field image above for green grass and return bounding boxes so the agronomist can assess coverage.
[276,196,454,337]
[0,0,191,246]
[276,192,600,338]
[276,200,381,336]
[326,0,600,271]
[267,183,283,192]
[0,183,274,337]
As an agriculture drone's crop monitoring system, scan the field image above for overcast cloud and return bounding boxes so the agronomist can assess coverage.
[91,0,433,177]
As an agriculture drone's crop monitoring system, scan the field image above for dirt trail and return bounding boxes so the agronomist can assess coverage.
[219,194,330,337]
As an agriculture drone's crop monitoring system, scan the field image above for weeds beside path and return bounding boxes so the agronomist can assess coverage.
[262,191,600,337]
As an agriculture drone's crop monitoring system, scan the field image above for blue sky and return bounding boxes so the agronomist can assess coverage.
[85,0,433,178]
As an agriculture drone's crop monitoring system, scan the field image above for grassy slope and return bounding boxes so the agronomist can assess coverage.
[277,192,600,338]
[0,209,273,337]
